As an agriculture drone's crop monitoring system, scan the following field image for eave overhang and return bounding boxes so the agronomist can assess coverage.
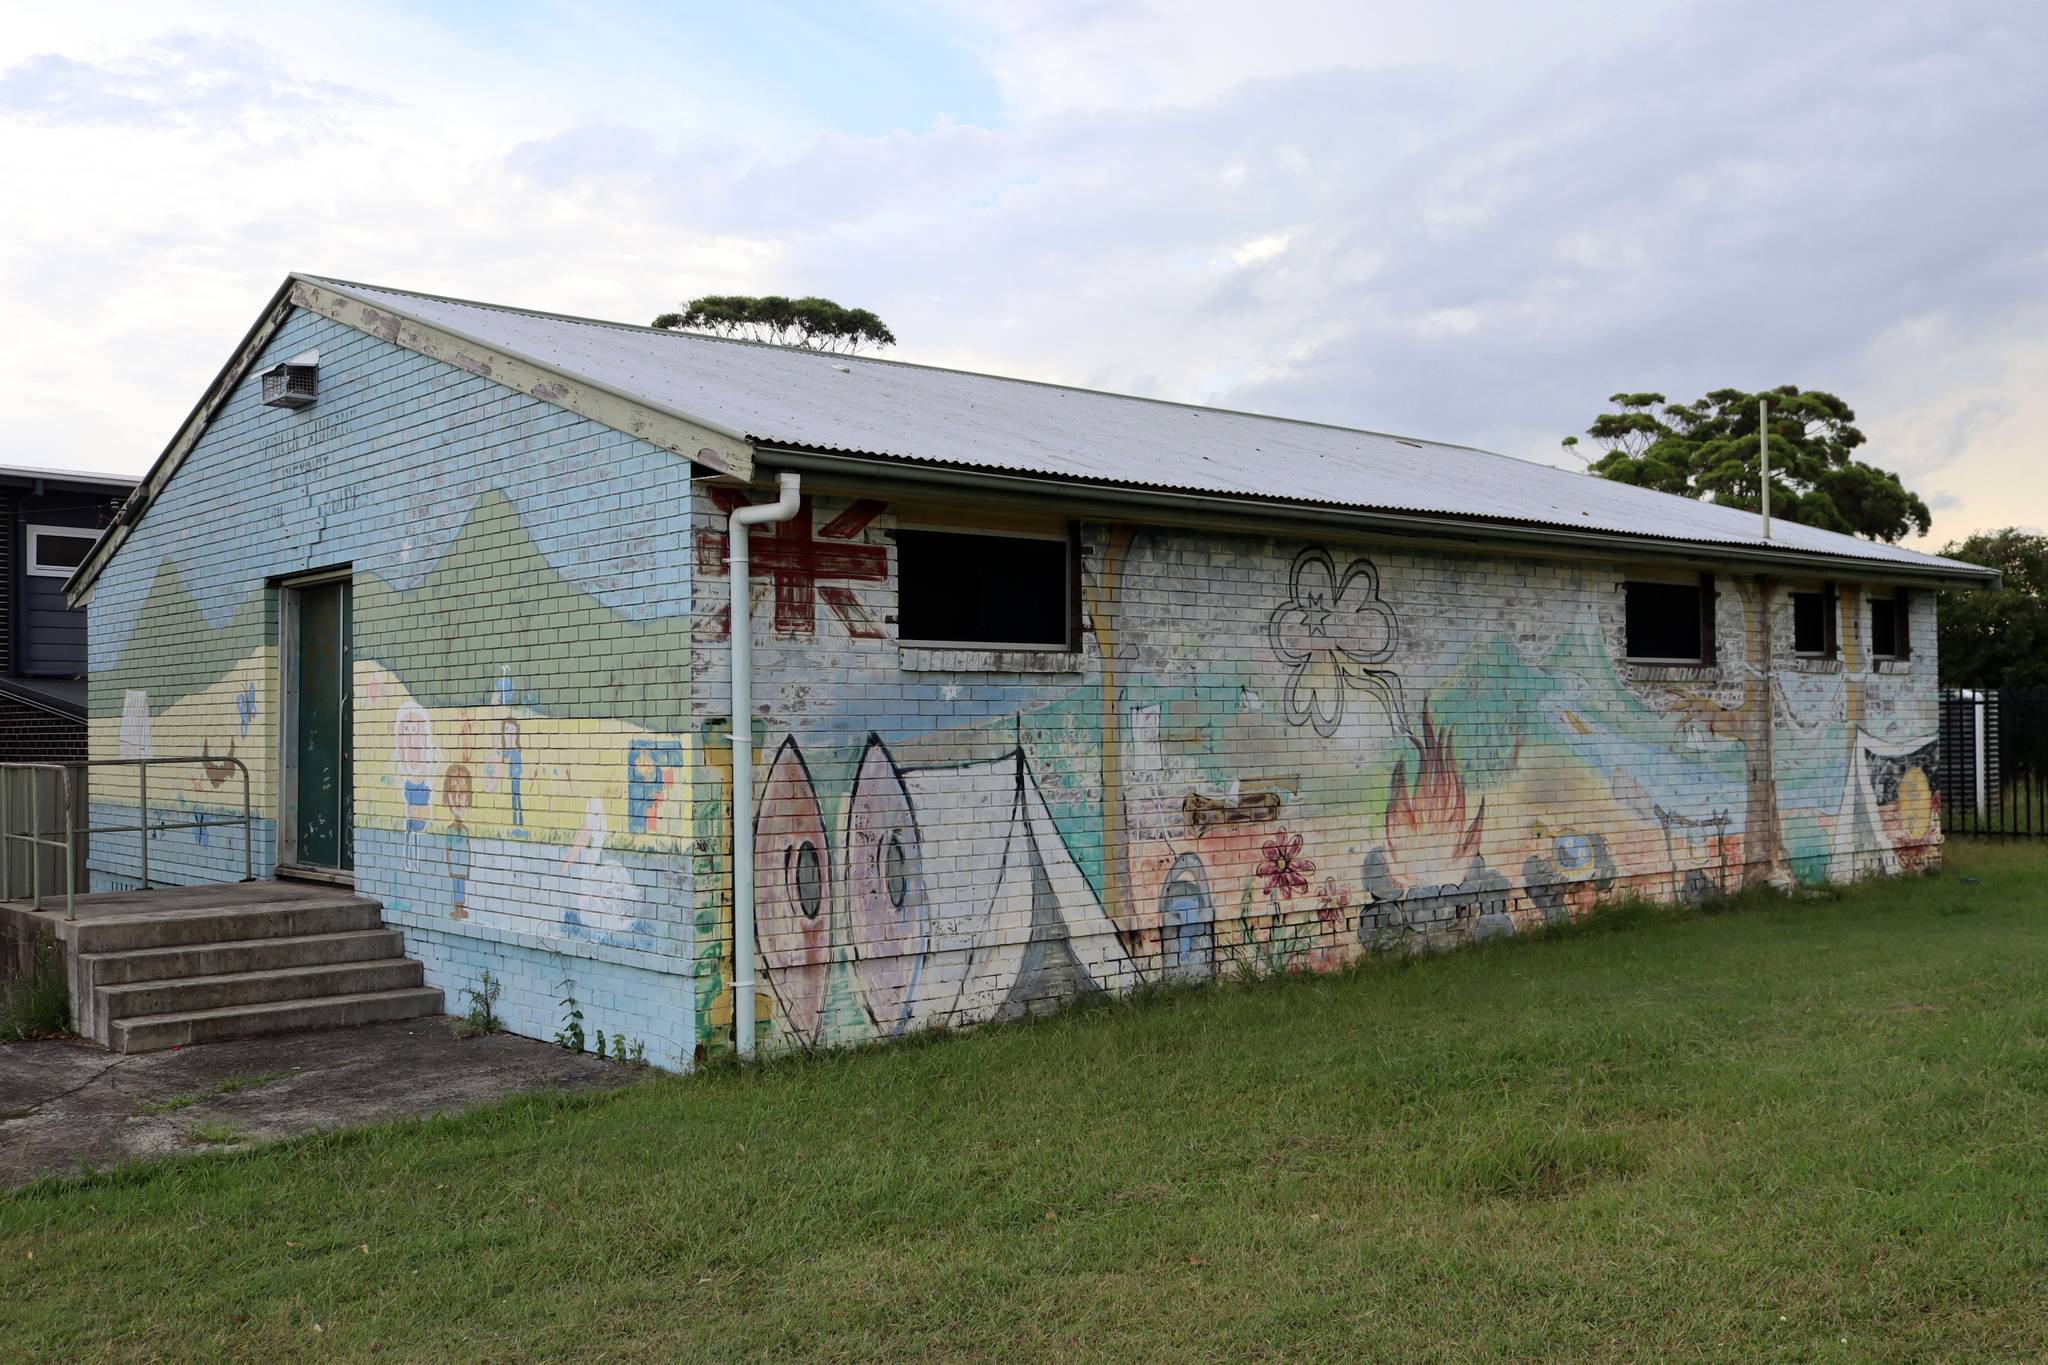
[749,445,2003,591]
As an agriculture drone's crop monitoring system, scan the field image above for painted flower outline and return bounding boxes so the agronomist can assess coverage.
[1314,877,1351,928]
[1256,831,1316,899]
[1267,548,1402,738]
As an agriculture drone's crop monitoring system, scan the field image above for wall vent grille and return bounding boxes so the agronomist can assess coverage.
[261,362,319,409]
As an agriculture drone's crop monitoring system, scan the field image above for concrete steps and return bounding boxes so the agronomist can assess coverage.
[67,888,442,1052]
[77,928,410,987]
[97,958,427,1023]
[71,896,385,954]
[109,987,447,1053]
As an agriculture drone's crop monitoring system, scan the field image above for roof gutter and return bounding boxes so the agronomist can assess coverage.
[753,446,2001,591]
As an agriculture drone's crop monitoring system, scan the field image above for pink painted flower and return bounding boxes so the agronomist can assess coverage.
[1314,877,1351,927]
[1256,831,1315,899]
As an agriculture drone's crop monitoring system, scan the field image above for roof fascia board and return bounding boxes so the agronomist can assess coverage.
[66,278,301,605]
[752,446,2001,591]
[291,278,754,481]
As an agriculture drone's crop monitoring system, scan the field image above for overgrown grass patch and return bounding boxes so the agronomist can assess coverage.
[4,843,2047,1360]
[210,1072,286,1097]
[181,1121,245,1148]
[135,1072,289,1116]
[0,942,69,1043]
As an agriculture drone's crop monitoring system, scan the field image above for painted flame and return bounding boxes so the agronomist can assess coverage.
[1383,713,1486,884]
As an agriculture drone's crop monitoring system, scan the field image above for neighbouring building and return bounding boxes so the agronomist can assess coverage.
[63,275,1996,1068]
[1,463,134,763]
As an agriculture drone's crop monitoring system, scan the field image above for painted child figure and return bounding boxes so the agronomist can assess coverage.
[392,701,436,869]
[501,717,526,835]
[444,763,474,919]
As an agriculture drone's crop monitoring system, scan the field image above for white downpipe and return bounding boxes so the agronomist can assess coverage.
[728,470,802,1060]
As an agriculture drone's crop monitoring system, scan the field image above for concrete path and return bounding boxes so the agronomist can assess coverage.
[0,1019,637,1187]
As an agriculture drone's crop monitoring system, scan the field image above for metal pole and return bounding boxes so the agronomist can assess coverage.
[139,760,150,890]
[1975,693,1988,818]
[61,767,75,922]
[29,769,41,910]
[0,768,10,901]
[241,761,254,882]
[1974,687,1990,818]
[1759,398,1771,540]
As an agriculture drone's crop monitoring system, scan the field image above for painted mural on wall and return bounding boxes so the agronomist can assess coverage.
[694,491,890,640]
[710,505,1942,1054]
[89,507,698,960]
[1268,548,1403,738]
[748,734,1134,1049]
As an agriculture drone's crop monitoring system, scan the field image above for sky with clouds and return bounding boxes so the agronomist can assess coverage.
[1,0,2042,548]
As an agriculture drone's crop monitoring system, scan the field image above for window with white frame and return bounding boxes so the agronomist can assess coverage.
[25,525,100,578]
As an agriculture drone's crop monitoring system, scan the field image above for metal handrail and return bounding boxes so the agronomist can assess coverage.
[0,756,254,920]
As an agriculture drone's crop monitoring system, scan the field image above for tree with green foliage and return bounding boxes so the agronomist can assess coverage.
[652,295,896,354]
[1936,529,2048,688]
[1565,386,1931,543]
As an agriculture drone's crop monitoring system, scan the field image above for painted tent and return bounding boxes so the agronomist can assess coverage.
[753,736,1134,1046]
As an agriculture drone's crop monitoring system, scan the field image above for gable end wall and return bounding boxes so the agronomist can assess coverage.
[85,307,700,1067]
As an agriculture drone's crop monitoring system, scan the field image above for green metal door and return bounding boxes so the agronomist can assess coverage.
[293,578,353,871]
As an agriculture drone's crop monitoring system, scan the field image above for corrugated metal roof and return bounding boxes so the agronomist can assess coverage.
[307,276,1987,579]
[0,462,138,489]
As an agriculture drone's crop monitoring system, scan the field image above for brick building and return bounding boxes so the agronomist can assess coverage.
[64,275,1995,1067]
[1,463,133,764]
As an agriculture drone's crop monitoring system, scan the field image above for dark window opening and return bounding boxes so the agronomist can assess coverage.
[1869,599,1896,657]
[1791,592,1824,654]
[1624,577,1714,663]
[1791,586,1836,657]
[1870,591,1910,660]
[896,528,1072,648]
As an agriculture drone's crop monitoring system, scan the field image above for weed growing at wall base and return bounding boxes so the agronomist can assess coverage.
[0,943,70,1042]
[3,843,2045,1359]
[450,969,503,1040]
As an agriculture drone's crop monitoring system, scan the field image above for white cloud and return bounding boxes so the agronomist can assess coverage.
[1,0,2043,554]
[1229,232,1292,268]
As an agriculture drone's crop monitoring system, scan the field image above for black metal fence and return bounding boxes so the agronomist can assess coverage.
[1940,687,2048,839]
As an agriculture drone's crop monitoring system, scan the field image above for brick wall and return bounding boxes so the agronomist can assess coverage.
[84,309,698,1068]
[690,486,1941,1056]
[0,696,86,764]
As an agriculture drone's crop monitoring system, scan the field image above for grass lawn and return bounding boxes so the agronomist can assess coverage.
[5,844,2048,1362]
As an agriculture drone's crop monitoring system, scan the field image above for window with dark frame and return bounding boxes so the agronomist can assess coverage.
[895,527,1073,649]
[1869,589,1911,661]
[24,526,99,578]
[1791,583,1837,658]
[1623,576,1715,664]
